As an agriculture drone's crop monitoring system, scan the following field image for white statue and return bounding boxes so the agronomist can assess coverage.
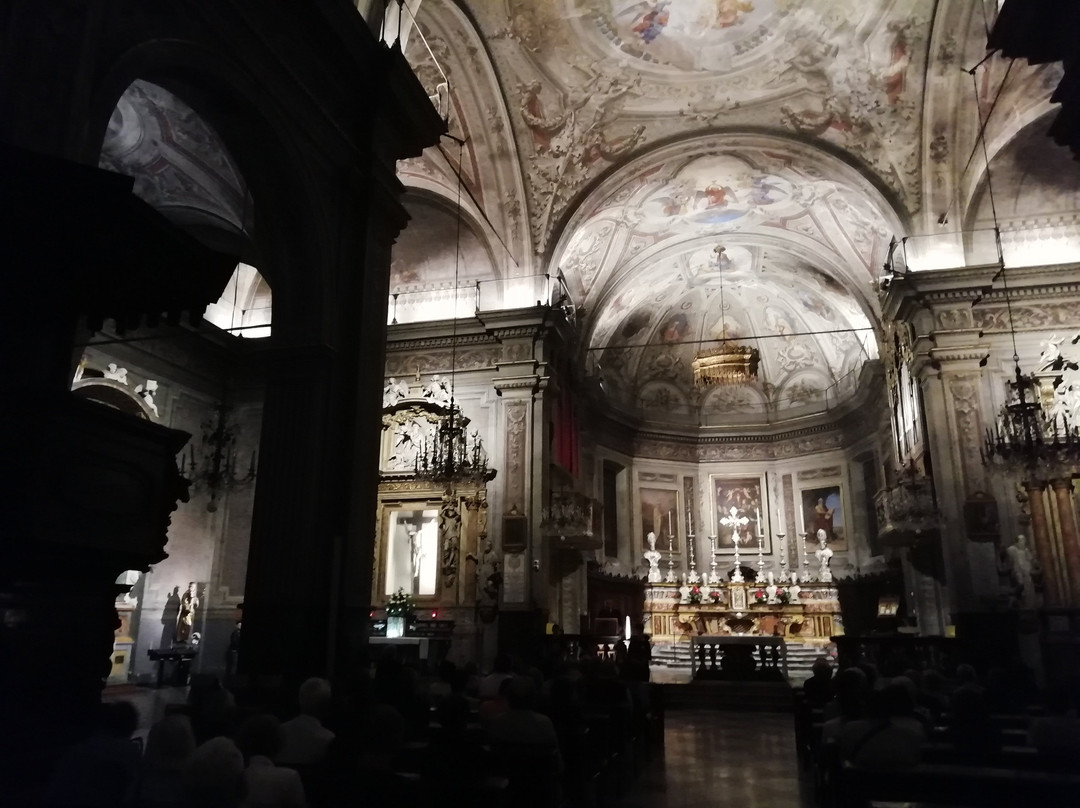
[424,374,452,406]
[816,528,833,583]
[103,363,128,384]
[644,531,662,583]
[135,379,159,417]
[382,377,408,408]
[765,571,779,604]
[678,580,691,603]
[789,572,801,602]
[1006,534,1037,608]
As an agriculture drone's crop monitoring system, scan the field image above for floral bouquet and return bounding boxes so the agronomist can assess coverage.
[709,590,722,604]
[688,585,703,605]
[753,588,767,604]
[387,588,414,617]
[776,588,791,605]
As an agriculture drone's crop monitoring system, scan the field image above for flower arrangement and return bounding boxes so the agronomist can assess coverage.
[709,590,722,604]
[753,588,767,604]
[776,588,791,605]
[687,585,703,605]
[386,588,414,617]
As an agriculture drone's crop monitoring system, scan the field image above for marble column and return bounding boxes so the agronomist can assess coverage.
[1051,478,1080,606]
[1026,480,1062,606]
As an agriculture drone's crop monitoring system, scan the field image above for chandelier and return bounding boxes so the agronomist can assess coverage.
[413,405,494,486]
[692,343,761,387]
[182,400,256,512]
[983,334,1080,476]
[409,133,496,490]
[540,490,599,546]
[693,245,760,387]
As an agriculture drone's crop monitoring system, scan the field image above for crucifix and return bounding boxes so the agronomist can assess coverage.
[719,505,750,583]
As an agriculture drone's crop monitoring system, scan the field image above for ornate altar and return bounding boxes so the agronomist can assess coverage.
[644,581,843,658]
[375,374,498,664]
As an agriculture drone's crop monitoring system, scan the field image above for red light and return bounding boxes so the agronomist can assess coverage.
[369,611,374,618]
[431,611,437,618]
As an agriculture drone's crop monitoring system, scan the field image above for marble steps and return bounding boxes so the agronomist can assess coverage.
[650,640,827,683]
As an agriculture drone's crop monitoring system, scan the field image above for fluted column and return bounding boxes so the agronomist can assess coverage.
[1051,479,1080,605]
[1025,480,1062,606]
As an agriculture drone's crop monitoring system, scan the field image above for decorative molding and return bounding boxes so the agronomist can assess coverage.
[946,374,986,497]
[504,400,528,514]
[638,472,678,483]
[797,466,843,481]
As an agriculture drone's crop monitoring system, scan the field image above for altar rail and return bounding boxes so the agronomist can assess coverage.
[690,635,787,681]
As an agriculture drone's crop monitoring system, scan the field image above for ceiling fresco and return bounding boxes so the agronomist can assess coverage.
[588,242,877,427]
[468,0,930,250]
[99,80,247,235]
[553,134,901,309]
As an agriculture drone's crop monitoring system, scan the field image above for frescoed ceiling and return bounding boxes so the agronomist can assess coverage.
[467,0,931,251]
[588,243,878,428]
[395,1,1072,430]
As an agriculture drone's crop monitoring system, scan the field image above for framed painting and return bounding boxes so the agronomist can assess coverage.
[710,475,766,553]
[639,487,680,554]
[799,483,847,552]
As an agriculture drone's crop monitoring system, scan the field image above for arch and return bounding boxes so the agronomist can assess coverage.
[81,39,333,337]
[550,129,908,315]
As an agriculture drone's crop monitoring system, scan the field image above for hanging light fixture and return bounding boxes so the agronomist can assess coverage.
[182,400,256,512]
[692,245,760,387]
[411,134,495,489]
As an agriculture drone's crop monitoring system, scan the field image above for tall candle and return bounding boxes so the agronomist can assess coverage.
[687,509,693,535]
[625,616,631,641]
[668,510,673,536]
[756,507,761,533]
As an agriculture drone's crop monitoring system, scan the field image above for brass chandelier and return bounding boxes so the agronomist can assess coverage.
[692,245,760,387]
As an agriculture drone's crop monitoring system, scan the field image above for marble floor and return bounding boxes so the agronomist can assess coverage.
[622,711,813,808]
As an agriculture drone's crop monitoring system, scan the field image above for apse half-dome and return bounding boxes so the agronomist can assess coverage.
[589,244,877,427]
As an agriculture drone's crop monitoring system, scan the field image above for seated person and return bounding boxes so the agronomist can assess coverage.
[277,677,335,767]
[838,679,925,770]
[139,714,197,808]
[235,713,306,808]
[487,677,563,775]
[821,667,867,744]
[184,737,246,808]
[802,657,834,705]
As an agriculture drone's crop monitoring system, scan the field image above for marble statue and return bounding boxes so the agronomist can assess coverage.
[135,380,159,417]
[766,570,779,604]
[789,572,801,602]
[644,531,662,583]
[103,363,128,384]
[816,528,833,583]
[1006,534,1037,608]
[382,377,408,408]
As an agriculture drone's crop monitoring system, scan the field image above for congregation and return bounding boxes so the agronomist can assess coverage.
[795,654,1080,806]
[38,645,661,808]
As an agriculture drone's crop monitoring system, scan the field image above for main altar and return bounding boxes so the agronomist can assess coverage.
[645,580,843,645]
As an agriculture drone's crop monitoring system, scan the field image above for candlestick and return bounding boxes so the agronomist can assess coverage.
[756,529,765,579]
[665,534,675,583]
[687,529,700,583]
[731,534,743,582]
[800,532,812,582]
[709,535,718,582]
[777,532,788,579]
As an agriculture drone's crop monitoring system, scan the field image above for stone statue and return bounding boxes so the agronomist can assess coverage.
[766,570,779,604]
[408,526,424,594]
[1006,534,1037,608]
[382,377,408,408]
[135,379,159,418]
[816,528,833,583]
[789,572,801,602]
[175,581,199,644]
[644,531,662,583]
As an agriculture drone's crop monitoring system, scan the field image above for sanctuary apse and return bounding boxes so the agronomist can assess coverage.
[2,0,1080,798]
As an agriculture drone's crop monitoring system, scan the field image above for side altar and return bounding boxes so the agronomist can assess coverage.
[644,581,843,649]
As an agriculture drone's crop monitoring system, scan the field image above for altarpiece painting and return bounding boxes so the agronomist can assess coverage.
[799,484,847,551]
[710,475,767,553]
[639,487,680,554]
